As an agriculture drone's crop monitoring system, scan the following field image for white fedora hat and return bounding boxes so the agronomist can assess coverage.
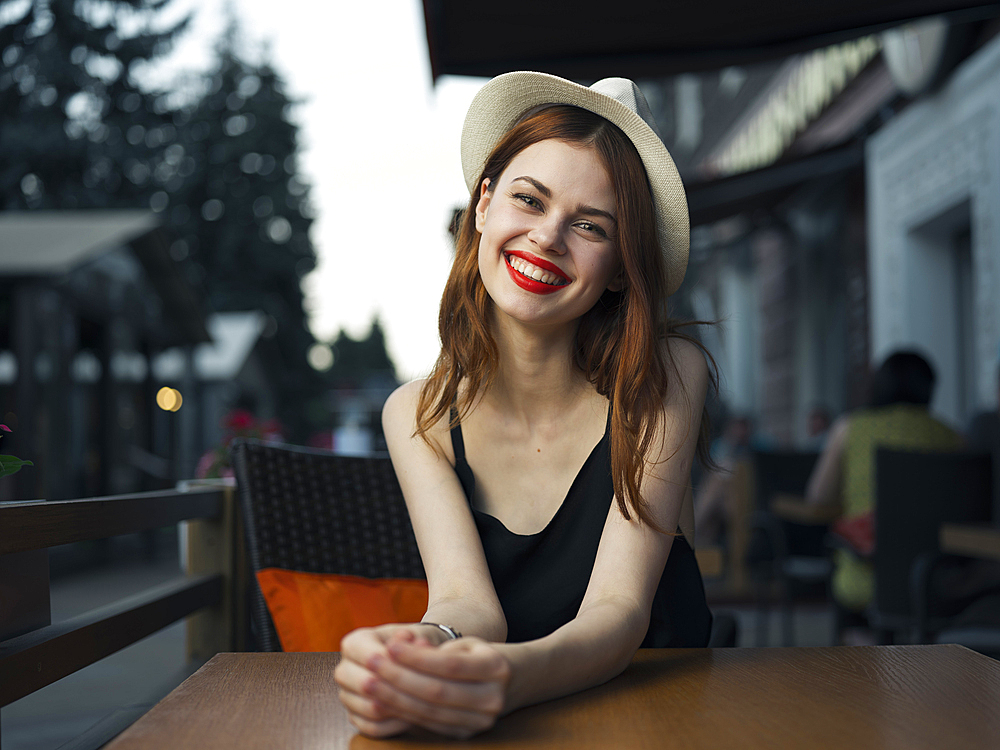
[461,71,689,296]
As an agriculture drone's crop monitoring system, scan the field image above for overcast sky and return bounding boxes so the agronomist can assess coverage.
[153,0,485,380]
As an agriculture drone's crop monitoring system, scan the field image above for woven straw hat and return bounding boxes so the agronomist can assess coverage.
[461,71,689,296]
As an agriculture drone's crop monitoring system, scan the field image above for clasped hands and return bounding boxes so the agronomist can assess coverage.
[334,624,512,739]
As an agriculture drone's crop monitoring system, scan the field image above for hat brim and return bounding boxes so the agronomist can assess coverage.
[461,71,689,296]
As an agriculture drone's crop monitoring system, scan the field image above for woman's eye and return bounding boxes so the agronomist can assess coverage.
[577,221,607,238]
[514,193,540,209]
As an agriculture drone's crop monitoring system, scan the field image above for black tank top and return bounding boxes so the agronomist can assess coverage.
[451,416,712,646]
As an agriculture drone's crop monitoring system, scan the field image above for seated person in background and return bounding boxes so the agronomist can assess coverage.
[803,405,832,451]
[693,415,753,547]
[805,351,962,641]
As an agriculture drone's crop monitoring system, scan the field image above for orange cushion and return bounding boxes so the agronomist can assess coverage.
[255,568,428,652]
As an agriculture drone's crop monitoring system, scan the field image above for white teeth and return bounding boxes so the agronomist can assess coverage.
[507,254,565,286]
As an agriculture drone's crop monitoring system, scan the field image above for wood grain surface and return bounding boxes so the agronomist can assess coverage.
[106,646,1000,750]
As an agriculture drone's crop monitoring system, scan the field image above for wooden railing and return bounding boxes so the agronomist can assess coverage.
[0,485,244,745]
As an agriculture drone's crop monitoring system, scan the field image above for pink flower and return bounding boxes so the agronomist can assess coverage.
[224,409,256,432]
[195,450,217,479]
[0,424,11,432]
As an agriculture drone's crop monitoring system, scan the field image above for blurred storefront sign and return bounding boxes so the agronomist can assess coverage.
[703,36,881,176]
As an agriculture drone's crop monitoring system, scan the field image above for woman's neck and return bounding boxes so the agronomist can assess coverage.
[483,311,595,424]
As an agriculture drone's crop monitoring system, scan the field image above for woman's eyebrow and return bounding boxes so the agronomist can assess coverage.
[511,176,616,225]
[578,205,617,226]
[511,176,551,197]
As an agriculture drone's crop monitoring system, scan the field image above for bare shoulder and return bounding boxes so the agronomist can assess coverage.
[382,379,453,461]
[382,379,424,429]
[661,336,709,402]
[382,380,424,425]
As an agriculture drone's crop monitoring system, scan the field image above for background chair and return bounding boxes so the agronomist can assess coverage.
[232,439,425,652]
[746,449,828,646]
[872,448,993,644]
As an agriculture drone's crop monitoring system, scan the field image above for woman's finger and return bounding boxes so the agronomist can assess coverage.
[337,679,413,737]
[368,652,505,714]
[337,685,391,722]
[334,658,380,698]
[340,659,497,738]
[364,674,499,734]
[387,638,511,683]
[346,710,411,739]
[337,684,411,737]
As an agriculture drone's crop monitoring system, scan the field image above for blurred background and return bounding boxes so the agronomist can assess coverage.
[4,0,1000,504]
[4,0,1000,747]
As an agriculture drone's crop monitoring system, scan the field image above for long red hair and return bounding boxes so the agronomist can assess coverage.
[416,105,714,527]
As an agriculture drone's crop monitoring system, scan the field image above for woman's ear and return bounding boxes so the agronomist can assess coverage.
[475,178,492,232]
[606,265,626,293]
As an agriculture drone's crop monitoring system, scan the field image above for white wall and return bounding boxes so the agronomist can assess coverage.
[717,264,759,416]
[867,35,1000,428]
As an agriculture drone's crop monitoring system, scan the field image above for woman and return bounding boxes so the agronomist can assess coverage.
[334,72,714,738]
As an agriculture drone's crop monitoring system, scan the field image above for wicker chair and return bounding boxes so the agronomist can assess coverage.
[231,439,425,652]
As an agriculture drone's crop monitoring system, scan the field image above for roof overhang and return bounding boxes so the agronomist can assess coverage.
[0,211,159,275]
[0,210,210,345]
[422,1,1000,80]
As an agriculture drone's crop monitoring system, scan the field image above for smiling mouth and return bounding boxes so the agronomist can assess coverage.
[504,253,569,287]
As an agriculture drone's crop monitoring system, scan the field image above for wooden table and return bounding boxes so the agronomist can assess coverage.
[941,523,1000,562]
[105,646,1000,749]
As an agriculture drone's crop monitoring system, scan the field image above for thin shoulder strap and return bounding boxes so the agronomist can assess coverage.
[449,406,466,464]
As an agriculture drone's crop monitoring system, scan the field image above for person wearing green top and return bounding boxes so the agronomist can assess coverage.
[805,351,961,639]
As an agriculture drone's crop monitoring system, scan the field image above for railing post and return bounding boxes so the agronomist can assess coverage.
[0,549,50,642]
[184,486,243,659]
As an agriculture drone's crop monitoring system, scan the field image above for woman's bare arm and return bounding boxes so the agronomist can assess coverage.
[381,380,507,640]
[805,415,849,512]
[334,380,508,738]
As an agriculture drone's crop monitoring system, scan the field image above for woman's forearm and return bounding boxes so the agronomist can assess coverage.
[494,598,646,713]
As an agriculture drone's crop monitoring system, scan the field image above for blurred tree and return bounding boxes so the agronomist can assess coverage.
[328,318,398,389]
[0,0,190,209]
[165,26,323,437]
[0,4,324,437]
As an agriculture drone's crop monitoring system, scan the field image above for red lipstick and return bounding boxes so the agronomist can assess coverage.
[503,251,569,295]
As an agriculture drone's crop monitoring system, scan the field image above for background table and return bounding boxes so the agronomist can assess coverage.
[941,523,1000,562]
[106,646,1000,749]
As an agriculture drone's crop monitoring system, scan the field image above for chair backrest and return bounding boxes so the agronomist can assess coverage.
[232,440,425,651]
[874,449,993,620]
[750,450,825,557]
[751,450,820,512]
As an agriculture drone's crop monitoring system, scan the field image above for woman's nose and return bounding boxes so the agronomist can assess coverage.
[527,215,566,254]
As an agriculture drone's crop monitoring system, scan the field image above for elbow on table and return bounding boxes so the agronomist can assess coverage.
[577,599,650,674]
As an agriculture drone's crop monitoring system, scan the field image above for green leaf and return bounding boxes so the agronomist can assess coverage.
[0,455,33,478]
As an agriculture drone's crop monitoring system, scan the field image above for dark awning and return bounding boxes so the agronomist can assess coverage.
[422,1,1000,80]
